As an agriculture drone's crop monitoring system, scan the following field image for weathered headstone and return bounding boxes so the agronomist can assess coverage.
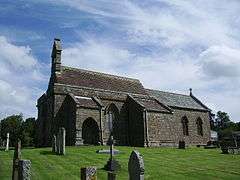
[18,160,31,180]
[128,150,144,180]
[178,140,185,149]
[104,135,121,172]
[81,167,97,180]
[59,127,65,155]
[52,135,57,153]
[12,139,21,180]
[56,131,60,154]
[5,133,9,151]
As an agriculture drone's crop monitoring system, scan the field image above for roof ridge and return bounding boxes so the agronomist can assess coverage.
[146,88,190,97]
[62,65,140,82]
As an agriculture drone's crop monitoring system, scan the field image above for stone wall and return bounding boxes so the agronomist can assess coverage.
[147,112,176,147]
[36,94,54,147]
[37,76,211,147]
[54,83,128,101]
[54,95,76,146]
[75,107,100,145]
[101,99,129,145]
[147,108,211,147]
[172,108,211,145]
[127,97,144,147]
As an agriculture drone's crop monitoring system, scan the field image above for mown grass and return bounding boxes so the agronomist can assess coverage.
[0,146,240,180]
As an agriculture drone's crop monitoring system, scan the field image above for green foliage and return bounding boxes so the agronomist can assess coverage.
[20,118,37,146]
[1,146,240,180]
[0,115,36,147]
[0,114,23,146]
[214,111,231,130]
[212,111,240,140]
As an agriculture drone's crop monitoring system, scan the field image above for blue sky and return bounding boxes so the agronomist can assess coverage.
[0,0,239,121]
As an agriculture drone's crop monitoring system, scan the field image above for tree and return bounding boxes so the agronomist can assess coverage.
[212,111,240,140]
[0,114,23,146]
[0,114,37,147]
[21,118,37,146]
[214,111,231,130]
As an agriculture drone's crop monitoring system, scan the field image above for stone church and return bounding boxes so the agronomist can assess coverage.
[36,39,211,147]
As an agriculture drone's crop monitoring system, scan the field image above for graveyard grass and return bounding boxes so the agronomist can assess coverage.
[1,146,240,180]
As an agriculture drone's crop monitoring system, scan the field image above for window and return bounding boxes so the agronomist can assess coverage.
[106,103,119,135]
[196,118,203,136]
[182,116,189,136]
[107,111,113,133]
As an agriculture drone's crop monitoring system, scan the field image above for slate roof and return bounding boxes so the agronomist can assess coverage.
[74,96,99,109]
[146,89,208,111]
[131,95,172,113]
[56,66,146,95]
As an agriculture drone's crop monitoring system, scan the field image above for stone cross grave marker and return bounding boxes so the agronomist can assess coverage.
[52,134,57,153]
[59,127,66,155]
[107,171,116,180]
[128,150,144,180]
[110,135,114,160]
[12,139,21,180]
[81,166,97,180]
[5,133,9,151]
[104,135,120,172]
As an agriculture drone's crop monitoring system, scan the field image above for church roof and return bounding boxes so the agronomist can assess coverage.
[146,89,208,111]
[74,96,99,109]
[130,95,172,113]
[56,66,146,95]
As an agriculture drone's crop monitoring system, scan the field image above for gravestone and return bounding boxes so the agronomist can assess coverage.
[12,139,21,180]
[178,141,185,149]
[19,160,31,180]
[5,133,9,151]
[104,135,121,172]
[56,131,60,154]
[54,127,66,155]
[52,135,57,153]
[59,127,65,155]
[81,167,97,180]
[128,150,144,180]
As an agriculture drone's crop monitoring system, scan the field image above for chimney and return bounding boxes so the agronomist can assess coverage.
[51,38,62,74]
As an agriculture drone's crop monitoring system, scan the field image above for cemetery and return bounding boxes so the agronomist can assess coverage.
[1,143,240,179]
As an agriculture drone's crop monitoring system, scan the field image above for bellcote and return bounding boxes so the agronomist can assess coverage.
[51,38,62,74]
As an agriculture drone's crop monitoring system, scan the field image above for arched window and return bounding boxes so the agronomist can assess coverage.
[196,118,203,136]
[181,116,189,136]
[107,110,113,133]
[106,103,119,135]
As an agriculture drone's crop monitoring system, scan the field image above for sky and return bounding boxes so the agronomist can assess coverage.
[0,0,239,122]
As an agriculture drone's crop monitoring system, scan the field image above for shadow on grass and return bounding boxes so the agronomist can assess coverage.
[39,150,56,155]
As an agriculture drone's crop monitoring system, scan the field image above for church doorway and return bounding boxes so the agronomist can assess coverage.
[82,118,100,145]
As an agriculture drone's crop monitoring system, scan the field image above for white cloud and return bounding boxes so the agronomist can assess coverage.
[52,0,240,121]
[62,39,135,75]
[0,36,37,69]
[199,45,240,78]
[4,0,240,121]
[0,36,45,119]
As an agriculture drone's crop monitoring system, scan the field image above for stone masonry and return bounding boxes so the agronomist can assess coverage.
[36,39,212,147]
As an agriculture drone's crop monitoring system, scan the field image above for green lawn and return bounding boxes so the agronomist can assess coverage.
[0,146,240,180]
